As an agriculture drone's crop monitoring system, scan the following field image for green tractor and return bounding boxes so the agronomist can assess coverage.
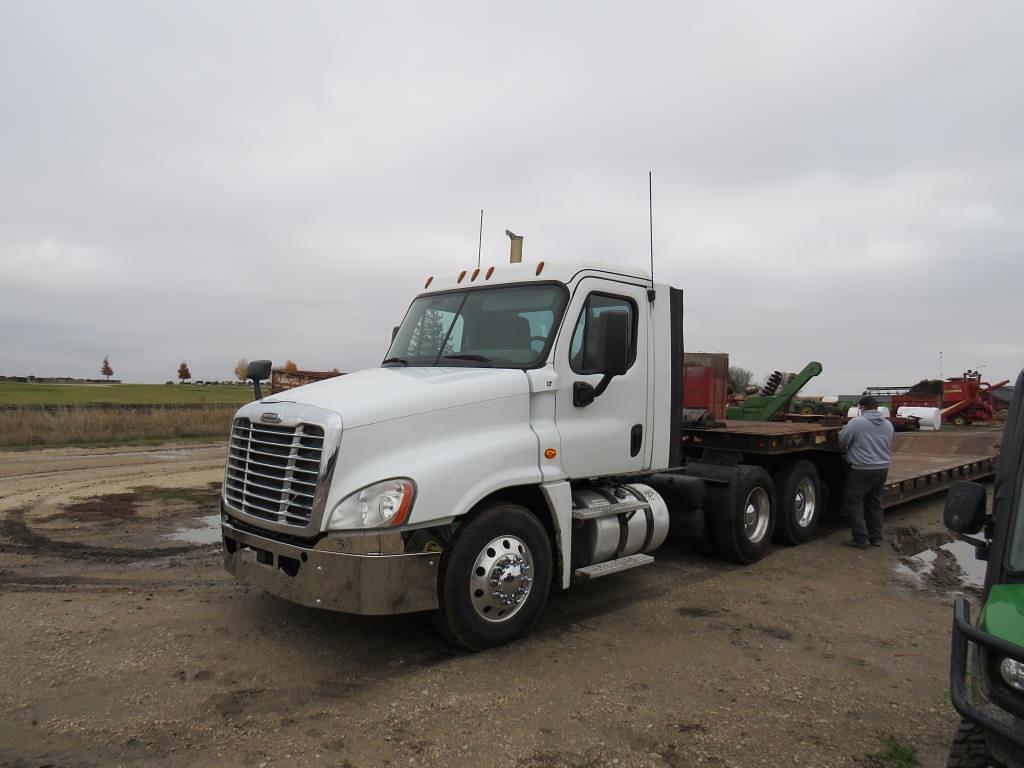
[944,369,1024,767]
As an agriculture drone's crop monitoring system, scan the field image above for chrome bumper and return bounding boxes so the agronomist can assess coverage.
[222,520,439,615]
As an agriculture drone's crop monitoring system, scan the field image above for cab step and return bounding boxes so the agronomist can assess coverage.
[571,500,649,521]
[574,553,654,583]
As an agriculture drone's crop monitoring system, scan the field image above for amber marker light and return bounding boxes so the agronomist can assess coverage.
[485,266,495,279]
[471,268,480,281]
[457,270,467,283]
[536,261,545,276]
[424,276,434,289]
[390,481,416,527]
[544,448,557,460]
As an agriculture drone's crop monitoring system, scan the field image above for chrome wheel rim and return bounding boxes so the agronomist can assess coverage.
[742,487,771,544]
[469,535,533,623]
[793,477,817,528]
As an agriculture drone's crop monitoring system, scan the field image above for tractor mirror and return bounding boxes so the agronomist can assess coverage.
[944,481,987,535]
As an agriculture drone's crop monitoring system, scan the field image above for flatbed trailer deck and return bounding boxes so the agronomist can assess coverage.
[680,420,1000,510]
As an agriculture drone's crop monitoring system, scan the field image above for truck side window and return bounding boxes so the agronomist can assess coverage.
[569,293,637,374]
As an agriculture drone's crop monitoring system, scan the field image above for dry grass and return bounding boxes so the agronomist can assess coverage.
[0,406,236,448]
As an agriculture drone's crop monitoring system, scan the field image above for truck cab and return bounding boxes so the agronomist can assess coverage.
[944,369,1024,767]
[221,262,693,648]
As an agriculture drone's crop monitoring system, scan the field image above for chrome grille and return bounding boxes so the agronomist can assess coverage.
[225,418,325,527]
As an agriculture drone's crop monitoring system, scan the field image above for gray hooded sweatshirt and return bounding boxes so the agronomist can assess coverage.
[838,409,894,470]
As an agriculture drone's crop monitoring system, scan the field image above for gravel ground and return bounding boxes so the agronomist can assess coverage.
[0,443,975,767]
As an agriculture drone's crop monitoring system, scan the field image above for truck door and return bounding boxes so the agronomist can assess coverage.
[553,278,650,477]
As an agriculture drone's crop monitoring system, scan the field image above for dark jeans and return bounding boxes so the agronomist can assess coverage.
[844,468,888,543]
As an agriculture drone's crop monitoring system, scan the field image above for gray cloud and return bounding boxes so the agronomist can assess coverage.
[1,1,1020,392]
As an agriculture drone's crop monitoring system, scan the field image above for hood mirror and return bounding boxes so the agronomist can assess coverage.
[246,359,273,400]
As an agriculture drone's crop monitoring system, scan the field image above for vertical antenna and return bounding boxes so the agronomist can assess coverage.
[647,171,656,302]
[477,209,484,268]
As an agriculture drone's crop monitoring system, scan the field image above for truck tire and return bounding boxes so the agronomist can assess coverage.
[946,719,992,767]
[774,459,821,545]
[713,465,775,564]
[431,502,552,651]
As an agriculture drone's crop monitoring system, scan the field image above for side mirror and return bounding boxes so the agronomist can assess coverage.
[573,311,630,407]
[245,359,273,400]
[392,326,400,343]
[944,481,987,535]
[599,310,629,376]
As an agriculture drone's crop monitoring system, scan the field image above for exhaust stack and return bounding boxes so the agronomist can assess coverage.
[505,229,523,263]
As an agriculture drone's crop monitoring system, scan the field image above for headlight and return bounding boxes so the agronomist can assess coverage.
[327,479,416,530]
[999,657,1024,692]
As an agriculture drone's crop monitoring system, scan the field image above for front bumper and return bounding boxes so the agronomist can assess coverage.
[222,519,439,615]
[950,597,1024,759]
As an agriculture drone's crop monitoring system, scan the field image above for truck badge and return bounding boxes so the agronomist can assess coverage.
[261,412,282,424]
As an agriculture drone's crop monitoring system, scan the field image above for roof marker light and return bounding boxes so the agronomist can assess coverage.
[424,276,434,289]
[471,268,480,281]
[536,261,545,276]
[485,266,494,279]
[457,270,467,283]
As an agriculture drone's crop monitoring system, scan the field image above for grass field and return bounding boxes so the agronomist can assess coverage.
[0,381,253,406]
[0,406,236,448]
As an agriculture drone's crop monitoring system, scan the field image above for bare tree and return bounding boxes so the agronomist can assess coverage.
[177,362,192,383]
[234,358,248,382]
[728,366,755,394]
[101,356,114,381]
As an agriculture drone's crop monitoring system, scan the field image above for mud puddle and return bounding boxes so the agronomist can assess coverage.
[165,514,221,544]
[893,526,986,592]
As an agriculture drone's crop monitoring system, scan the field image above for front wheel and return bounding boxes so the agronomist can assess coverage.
[713,465,776,564]
[946,719,991,767]
[432,502,552,651]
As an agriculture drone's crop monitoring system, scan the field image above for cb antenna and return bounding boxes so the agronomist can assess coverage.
[477,209,484,268]
[647,171,656,302]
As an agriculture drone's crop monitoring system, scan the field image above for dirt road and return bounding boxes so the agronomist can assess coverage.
[0,443,972,767]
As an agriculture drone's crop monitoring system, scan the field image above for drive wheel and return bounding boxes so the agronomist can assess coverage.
[774,459,821,545]
[946,719,992,767]
[432,502,552,651]
[713,465,776,564]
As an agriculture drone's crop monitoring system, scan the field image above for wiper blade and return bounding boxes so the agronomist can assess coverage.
[382,356,408,366]
[441,354,493,364]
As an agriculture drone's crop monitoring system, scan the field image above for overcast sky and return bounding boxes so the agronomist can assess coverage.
[1,1,1020,394]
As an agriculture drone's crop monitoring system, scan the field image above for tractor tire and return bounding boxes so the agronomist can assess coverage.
[799,405,816,416]
[713,465,776,564]
[774,459,822,545]
[953,415,971,427]
[431,502,552,651]
[946,719,993,768]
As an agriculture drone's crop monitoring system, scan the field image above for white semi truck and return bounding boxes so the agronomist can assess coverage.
[220,261,997,649]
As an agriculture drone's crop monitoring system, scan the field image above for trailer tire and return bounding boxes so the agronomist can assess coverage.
[431,502,552,651]
[774,459,821,545]
[713,465,775,564]
[946,719,991,767]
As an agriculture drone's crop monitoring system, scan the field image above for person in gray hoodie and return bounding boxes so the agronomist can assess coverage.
[838,395,895,548]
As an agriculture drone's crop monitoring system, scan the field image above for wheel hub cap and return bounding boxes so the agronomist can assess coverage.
[794,478,816,527]
[743,487,771,544]
[470,536,534,622]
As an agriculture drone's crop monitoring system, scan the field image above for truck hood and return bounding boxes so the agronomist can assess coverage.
[261,366,530,429]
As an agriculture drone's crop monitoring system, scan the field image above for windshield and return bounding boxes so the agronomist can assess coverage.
[384,283,568,369]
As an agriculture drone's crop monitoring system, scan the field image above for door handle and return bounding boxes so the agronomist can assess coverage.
[630,424,643,457]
